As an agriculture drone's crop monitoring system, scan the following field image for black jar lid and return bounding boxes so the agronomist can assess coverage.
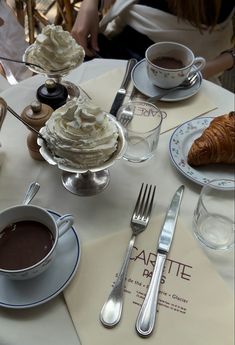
[36,79,68,110]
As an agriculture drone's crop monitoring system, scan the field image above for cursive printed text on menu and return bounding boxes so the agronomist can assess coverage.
[111,247,193,315]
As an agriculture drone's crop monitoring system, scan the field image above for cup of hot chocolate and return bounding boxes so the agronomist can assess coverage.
[0,205,74,280]
[145,41,206,89]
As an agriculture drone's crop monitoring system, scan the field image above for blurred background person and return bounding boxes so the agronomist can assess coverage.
[0,0,31,82]
[71,0,235,84]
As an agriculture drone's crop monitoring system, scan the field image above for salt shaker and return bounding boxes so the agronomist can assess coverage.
[36,79,68,110]
[21,100,53,161]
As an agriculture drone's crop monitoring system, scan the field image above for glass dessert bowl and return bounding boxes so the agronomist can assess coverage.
[23,25,85,99]
[23,44,84,99]
[37,114,126,196]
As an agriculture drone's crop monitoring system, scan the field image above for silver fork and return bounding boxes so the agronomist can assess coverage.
[100,183,156,327]
[118,107,134,127]
[117,85,137,127]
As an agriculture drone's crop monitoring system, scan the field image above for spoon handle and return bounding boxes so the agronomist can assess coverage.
[22,182,40,205]
[0,56,41,70]
[6,105,46,141]
[147,86,182,102]
[147,73,198,103]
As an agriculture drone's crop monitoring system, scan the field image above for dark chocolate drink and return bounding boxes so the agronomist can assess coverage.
[0,221,54,270]
[152,56,184,69]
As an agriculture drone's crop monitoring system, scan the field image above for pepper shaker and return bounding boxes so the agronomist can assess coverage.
[37,79,68,110]
[21,100,53,161]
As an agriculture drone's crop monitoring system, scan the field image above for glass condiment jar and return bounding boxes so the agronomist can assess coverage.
[36,79,68,110]
[21,100,53,161]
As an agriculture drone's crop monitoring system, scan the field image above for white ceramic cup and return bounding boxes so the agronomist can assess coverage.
[193,179,235,250]
[145,41,206,89]
[0,205,74,280]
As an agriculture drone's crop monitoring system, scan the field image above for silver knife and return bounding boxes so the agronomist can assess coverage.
[136,185,185,337]
[110,58,137,116]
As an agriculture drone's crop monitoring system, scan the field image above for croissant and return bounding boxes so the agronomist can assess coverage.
[187,112,235,166]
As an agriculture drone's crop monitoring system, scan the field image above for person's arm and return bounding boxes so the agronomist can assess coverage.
[202,49,235,80]
[0,17,6,78]
[71,0,100,57]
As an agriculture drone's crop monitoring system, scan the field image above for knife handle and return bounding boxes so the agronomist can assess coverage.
[136,252,166,337]
[120,58,137,90]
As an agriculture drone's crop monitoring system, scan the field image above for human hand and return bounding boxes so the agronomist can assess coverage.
[71,0,100,57]
[102,0,116,12]
[201,52,234,80]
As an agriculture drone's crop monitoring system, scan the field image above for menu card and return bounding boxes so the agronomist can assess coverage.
[64,214,234,345]
[79,67,217,133]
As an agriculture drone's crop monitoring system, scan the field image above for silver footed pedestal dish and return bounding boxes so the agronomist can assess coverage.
[37,115,126,196]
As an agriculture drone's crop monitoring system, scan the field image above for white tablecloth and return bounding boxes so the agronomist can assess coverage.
[0,59,234,345]
[0,74,11,92]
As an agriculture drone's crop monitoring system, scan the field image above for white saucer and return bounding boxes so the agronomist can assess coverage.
[131,59,202,102]
[169,117,235,190]
[0,210,81,309]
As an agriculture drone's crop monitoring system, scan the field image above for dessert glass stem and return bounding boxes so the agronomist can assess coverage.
[61,170,110,196]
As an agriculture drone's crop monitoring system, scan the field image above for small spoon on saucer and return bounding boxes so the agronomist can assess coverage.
[147,73,198,103]
[22,182,40,205]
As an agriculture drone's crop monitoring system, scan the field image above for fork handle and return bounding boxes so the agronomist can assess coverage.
[100,234,136,327]
[136,252,166,337]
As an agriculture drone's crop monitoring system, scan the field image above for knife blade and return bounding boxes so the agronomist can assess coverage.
[110,58,137,116]
[136,185,185,337]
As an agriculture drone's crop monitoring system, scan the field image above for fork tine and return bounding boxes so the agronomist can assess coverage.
[141,184,152,217]
[140,185,156,219]
[132,183,144,219]
[119,117,130,127]
[118,109,133,127]
[144,185,156,220]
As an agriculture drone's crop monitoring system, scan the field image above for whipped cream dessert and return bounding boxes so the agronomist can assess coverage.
[28,24,84,72]
[41,98,119,169]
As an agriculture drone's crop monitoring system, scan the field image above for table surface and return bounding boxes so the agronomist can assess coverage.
[0,59,234,345]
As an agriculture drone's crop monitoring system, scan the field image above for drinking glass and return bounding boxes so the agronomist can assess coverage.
[117,101,164,163]
[193,179,235,250]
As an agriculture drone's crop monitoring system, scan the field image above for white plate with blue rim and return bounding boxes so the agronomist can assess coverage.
[0,210,81,309]
[131,59,202,102]
[169,117,235,190]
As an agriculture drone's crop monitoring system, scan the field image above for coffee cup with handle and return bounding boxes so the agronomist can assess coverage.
[0,205,74,280]
[145,41,206,89]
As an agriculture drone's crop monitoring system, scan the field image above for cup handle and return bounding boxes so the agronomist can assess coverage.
[56,214,74,237]
[191,57,206,73]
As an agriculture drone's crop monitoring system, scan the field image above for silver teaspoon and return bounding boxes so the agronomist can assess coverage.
[147,73,198,102]
[22,182,40,205]
[0,56,66,74]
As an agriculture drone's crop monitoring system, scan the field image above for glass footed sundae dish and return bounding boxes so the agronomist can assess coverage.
[37,97,126,196]
[23,24,85,98]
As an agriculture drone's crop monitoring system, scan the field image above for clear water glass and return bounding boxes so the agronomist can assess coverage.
[117,101,164,163]
[193,179,235,250]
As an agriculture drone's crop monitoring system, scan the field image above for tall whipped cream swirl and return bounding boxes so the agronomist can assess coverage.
[28,24,84,72]
[41,98,119,169]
